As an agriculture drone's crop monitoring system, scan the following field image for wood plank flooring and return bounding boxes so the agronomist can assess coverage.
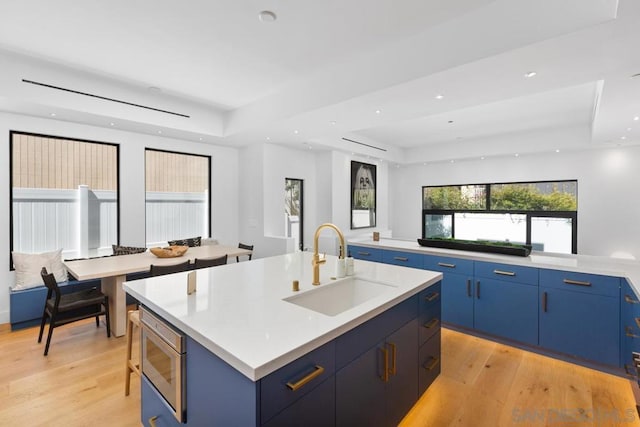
[0,319,637,427]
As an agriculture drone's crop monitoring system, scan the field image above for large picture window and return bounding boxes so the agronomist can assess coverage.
[422,180,577,254]
[10,131,119,261]
[145,149,211,246]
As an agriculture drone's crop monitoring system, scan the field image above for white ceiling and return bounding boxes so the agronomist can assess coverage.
[0,0,638,163]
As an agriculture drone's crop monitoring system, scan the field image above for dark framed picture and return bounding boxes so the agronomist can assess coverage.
[351,161,376,229]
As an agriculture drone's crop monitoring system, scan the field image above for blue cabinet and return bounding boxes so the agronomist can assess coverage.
[336,319,419,427]
[539,269,620,366]
[381,249,424,269]
[621,280,640,378]
[424,255,474,328]
[348,245,382,262]
[263,377,336,427]
[141,376,181,427]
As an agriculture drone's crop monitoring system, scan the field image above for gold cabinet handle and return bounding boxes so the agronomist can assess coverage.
[423,318,439,329]
[286,365,325,391]
[148,416,158,427]
[393,256,409,262]
[380,347,389,382]
[388,342,397,375]
[625,295,640,304]
[357,251,371,256]
[425,292,440,302]
[636,317,640,329]
[493,269,515,276]
[563,278,591,287]
[626,326,640,339]
[437,262,456,268]
[423,356,440,371]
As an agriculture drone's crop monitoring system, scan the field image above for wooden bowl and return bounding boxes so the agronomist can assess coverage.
[150,245,189,258]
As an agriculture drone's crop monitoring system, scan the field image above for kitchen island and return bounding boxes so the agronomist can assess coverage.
[124,251,442,426]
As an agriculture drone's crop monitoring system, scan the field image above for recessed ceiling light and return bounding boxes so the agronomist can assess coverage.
[634,116,640,121]
[293,130,299,134]
[621,136,627,140]
[435,94,444,100]
[266,136,271,141]
[480,156,485,160]
[50,113,56,117]
[199,137,203,141]
[450,160,455,163]
[258,10,277,22]
[158,130,162,134]
[375,109,382,115]
[330,120,337,125]
[524,71,537,78]
[555,149,560,153]
[109,122,115,126]
[515,153,519,157]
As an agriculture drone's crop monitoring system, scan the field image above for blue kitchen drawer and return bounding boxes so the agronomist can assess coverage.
[419,283,441,345]
[382,249,424,269]
[418,330,441,396]
[475,261,538,286]
[424,255,474,276]
[348,245,382,262]
[261,340,336,424]
[539,269,620,297]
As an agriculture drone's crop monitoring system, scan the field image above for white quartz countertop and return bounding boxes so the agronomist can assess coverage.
[348,238,640,295]
[124,252,441,381]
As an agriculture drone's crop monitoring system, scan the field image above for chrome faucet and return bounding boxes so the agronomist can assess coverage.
[312,223,345,286]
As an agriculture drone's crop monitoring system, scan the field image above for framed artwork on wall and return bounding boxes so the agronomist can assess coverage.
[351,161,376,229]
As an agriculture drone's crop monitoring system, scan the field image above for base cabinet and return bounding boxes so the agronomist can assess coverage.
[621,280,640,379]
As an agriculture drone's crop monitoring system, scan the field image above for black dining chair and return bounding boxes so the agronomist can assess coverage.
[236,243,254,263]
[193,255,227,269]
[38,267,110,356]
[149,260,192,277]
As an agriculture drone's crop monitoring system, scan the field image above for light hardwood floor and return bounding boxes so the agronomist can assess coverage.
[1,320,638,427]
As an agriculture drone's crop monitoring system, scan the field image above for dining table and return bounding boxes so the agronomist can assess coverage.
[64,244,252,337]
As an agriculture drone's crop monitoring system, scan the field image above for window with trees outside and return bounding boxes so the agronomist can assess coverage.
[422,180,577,254]
[145,149,211,246]
[10,131,119,262]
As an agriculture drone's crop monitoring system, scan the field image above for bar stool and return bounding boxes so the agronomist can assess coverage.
[124,309,141,396]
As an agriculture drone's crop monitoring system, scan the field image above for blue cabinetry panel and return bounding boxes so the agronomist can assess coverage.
[419,283,442,345]
[386,319,419,426]
[474,278,538,345]
[475,261,538,286]
[419,330,441,396]
[261,341,335,424]
[348,245,382,262]
[440,272,474,329]
[539,269,620,297]
[540,287,620,366]
[263,377,336,427]
[381,250,424,268]
[424,255,474,276]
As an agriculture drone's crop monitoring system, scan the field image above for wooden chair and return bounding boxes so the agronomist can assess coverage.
[149,260,192,277]
[193,255,227,269]
[38,267,110,356]
[236,243,254,263]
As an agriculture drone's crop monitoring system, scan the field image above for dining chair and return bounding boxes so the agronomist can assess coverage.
[149,260,192,277]
[193,255,227,269]
[38,267,110,356]
[236,243,254,263]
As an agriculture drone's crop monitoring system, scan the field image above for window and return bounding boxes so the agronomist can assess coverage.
[422,180,577,254]
[145,149,211,246]
[10,131,119,261]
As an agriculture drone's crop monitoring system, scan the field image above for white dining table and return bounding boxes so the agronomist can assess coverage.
[64,244,252,337]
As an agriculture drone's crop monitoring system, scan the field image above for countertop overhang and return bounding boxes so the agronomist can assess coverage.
[124,252,441,381]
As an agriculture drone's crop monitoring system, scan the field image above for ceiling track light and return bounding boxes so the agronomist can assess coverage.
[258,10,277,22]
[524,71,537,78]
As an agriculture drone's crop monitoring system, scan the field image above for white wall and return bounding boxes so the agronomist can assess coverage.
[0,112,239,323]
[390,145,640,259]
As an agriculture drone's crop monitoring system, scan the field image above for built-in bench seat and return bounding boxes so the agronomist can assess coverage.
[9,272,147,331]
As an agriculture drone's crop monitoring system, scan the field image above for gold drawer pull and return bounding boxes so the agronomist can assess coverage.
[625,294,640,304]
[636,317,640,329]
[626,326,640,339]
[286,365,325,391]
[380,347,389,382]
[423,318,439,329]
[563,279,591,287]
[437,262,456,268]
[425,292,440,302]
[357,251,371,256]
[388,342,397,375]
[493,269,515,276]
[393,256,409,262]
[423,356,440,371]
[149,416,158,427]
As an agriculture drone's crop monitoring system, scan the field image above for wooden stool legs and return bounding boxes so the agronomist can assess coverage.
[124,310,141,396]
